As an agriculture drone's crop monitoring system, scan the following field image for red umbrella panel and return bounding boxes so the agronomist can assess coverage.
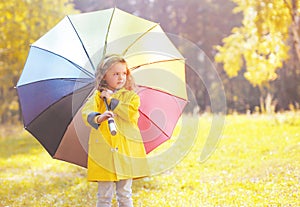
[137,86,187,153]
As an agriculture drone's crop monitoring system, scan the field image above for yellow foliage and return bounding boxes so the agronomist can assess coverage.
[215,29,245,78]
[215,0,294,87]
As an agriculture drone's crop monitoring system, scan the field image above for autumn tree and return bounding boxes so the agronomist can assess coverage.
[0,0,78,123]
[215,0,300,112]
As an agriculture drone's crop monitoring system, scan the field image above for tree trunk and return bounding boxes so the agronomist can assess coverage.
[290,0,300,63]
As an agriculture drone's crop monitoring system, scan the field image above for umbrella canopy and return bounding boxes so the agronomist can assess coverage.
[16,8,187,168]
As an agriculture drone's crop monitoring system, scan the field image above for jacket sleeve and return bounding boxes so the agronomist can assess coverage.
[112,92,140,123]
[87,112,101,129]
[82,90,101,129]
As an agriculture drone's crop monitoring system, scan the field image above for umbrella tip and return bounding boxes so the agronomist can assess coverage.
[113,0,118,8]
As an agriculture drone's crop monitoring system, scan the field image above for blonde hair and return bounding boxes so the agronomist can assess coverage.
[95,54,136,91]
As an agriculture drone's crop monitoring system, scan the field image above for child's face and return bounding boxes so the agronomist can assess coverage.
[103,62,127,90]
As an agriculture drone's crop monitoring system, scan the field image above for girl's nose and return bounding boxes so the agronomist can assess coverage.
[119,74,125,79]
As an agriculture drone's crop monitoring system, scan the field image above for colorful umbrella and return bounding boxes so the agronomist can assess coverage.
[16,8,187,168]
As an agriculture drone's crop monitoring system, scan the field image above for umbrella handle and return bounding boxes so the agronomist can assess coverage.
[103,97,117,136]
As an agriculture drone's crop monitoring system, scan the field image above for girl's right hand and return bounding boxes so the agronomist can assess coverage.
[95,111,114,124]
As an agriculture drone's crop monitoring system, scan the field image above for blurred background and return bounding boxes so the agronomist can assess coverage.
[1,0,300,125]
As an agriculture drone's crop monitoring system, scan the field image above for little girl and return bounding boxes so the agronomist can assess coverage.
[82,55,149,207]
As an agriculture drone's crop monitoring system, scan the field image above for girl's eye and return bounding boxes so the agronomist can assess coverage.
[113,72,126,76]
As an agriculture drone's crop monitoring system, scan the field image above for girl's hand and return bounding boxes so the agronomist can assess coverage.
[100,89,112,100]
[95,111,114,124]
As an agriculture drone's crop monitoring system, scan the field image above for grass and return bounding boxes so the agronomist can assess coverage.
[0,113,299,206]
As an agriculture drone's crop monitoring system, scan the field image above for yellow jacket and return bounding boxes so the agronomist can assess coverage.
[82,88,149,181]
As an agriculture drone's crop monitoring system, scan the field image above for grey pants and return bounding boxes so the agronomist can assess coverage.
[96,179,133,207]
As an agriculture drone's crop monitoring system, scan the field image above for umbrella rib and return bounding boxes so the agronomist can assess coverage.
[25,81,94,137]
[100,7,116,63]
[137,85,188,102]
[66,16,96,71]
[129,58,185,71]
[17,78,94,89]
[138,110,171,139]
[31,46,94,78]
[50,84,95,154]
[122,23,159,56]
